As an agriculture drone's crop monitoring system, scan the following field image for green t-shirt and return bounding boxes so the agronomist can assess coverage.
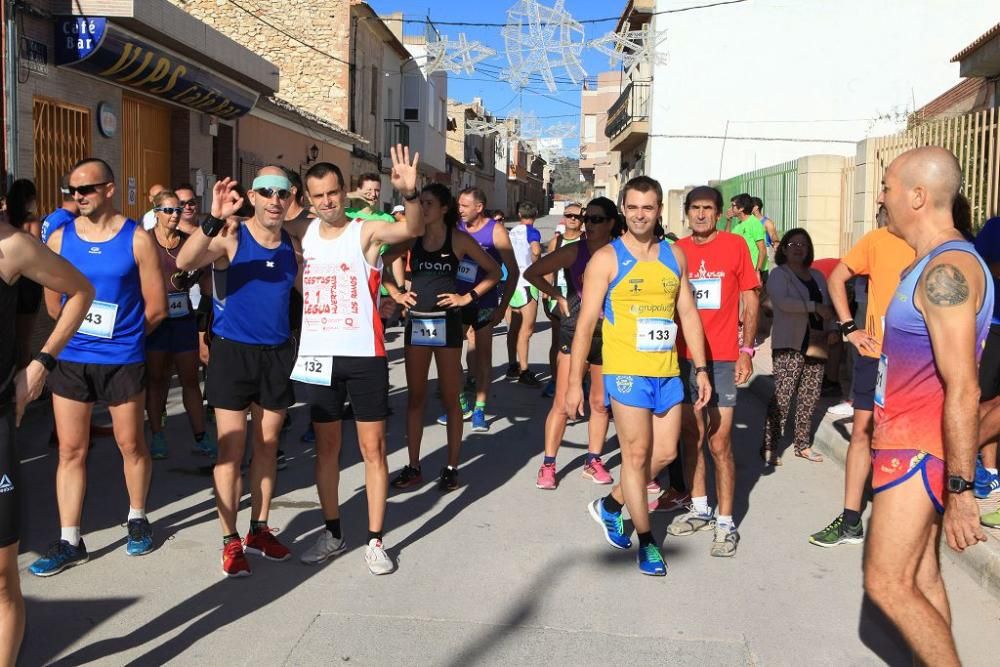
[733,214,766,271]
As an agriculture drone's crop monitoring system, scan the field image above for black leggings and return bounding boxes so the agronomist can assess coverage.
[0,402,20,547]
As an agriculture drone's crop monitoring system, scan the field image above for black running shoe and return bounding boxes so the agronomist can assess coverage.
[438,466,459,492]
[518,369,541,387]
[391,465,423,490]
[505,363,520,380]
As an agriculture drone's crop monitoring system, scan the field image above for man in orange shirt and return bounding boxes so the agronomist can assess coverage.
[809,206,914,547]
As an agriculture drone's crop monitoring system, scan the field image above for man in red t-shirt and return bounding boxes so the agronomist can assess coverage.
[661,186,760,557]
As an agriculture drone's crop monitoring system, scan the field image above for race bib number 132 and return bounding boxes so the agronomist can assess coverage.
[291,355,332,386]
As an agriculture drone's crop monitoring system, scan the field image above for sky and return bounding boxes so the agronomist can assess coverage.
[368,0,998,190]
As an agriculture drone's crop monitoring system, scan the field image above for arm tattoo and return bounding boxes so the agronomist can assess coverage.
[924,264,970,307]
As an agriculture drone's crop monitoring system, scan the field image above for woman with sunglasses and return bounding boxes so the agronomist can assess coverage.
[385,184,500,492]
[540,203,584,398]
[762,228,836,465]
[145,191,214,460]
[526,197,621,490]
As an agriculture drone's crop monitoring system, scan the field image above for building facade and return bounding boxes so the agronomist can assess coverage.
[580,71,622,203]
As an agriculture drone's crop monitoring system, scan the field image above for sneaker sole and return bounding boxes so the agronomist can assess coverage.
[587,501,631,550]
[666,521,715,537]
[30,555,89,577]
[223,567,252,578]
[391,480,424,490]
[300,545,348,565]
[471,426,488,432]
[582,471,613,485]
[808,536,864,548]
[243,547,292,562]
[126,542,154,557]
[535,482,557,490]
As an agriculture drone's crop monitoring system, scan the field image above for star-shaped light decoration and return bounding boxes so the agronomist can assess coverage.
[590,24,669,70]
[425,33,497,75]
[466,117,513,140]
[501,0,587,92]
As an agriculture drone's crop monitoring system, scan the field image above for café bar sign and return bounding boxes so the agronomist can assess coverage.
[55,17,258,120]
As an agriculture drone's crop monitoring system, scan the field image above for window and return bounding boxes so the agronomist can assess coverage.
[370,66,379,115]
[403,74,419,121]
[584,115,597,143]
[33,97,92,216]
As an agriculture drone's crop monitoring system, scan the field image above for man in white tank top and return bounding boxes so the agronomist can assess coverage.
[284,146,423,575]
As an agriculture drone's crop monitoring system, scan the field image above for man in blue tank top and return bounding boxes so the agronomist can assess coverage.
[29,158,168,578]
[177,166,301,578]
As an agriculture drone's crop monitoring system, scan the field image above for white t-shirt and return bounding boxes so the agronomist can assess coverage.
[509,223,541,290]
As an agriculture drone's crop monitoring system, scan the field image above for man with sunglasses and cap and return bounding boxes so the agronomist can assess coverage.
[177,166,300,578]
[30,157,168,577]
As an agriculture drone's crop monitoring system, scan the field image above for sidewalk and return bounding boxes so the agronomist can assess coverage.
[747,337,1000,601]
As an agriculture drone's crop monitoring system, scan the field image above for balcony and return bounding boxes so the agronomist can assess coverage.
[381,119,410,171]
[605,82,650,153]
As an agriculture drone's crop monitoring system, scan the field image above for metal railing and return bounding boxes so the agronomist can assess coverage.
[383,119,410,157]
[604,82,651,140]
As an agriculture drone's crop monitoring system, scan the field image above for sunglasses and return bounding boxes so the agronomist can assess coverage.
[155,207,183,215]
[254,187,292,200]
[66,182,110,196]
[564,213,583,221]
[786,241,808,248]
[179,199,198,208]
[583,215,611,224]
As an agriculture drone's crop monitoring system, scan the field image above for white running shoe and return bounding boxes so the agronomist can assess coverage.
[364,538,395,575]
[827,401,854,417]
[300,530,347,565]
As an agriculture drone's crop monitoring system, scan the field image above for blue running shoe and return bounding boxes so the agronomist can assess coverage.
[437,394,473,425]
[471,408,488,432]
[975,459,1000,499]
[300,425,316,444]
[542,380,556,398]
[29,539,89,577]
[637,543,667,576]
[150,431,167,460]
[126,518,154,556]
[192,431,218,457]
[587,498,632,549]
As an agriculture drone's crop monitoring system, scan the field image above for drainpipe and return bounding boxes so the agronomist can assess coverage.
[3,0,18,185]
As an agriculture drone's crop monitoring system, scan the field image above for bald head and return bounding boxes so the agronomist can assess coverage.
[258,165,286,179]
[891,146,962,210]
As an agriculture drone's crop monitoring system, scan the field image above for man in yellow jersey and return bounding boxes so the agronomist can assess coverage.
[567,175,711,576]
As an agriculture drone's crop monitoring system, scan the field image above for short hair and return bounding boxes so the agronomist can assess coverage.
[517,201,539,219]
[751,196,764,212]
[492,209,506,219]
[563,202,583,211]
[357,172,381,187]
[953,192,974,241]
[459,186,488,207]
[281,166,305,205]
[304,162,345,190]
[684,186,723,212]
[60,174,74,202]
[731,193,754,215]
[622,176,663,206]
[774,227,815,267]
[71,157,114,183]
[153,190,179,208]
[174,182,196,195]
[7,178,37,227]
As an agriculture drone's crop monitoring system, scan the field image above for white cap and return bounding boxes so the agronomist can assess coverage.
[391,204,405,214]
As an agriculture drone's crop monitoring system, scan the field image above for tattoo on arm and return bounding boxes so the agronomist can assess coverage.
[925,264,970,307]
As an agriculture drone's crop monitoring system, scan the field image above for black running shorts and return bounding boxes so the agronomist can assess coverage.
[294,356,389,423]
[48,361,146,404]
[405,309,464,348]
[205,337,295,411]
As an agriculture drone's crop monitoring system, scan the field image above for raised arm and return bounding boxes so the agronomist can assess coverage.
[367,145,424,248]
[177,178,243,271]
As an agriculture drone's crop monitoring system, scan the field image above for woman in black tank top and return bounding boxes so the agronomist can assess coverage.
[383,184,501,492]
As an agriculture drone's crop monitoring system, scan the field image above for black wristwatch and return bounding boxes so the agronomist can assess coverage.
[468,288,480,302]
[34,352,57,372]
[402,190,420,202]
[839,320,858,337]
[946,475,975,494]
[695,366,710,376]
[201,215,227,237]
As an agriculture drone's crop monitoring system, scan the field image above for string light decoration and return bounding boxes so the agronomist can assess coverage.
[501,0,587,92]
[589,24,669,70]
[425,33,497,75]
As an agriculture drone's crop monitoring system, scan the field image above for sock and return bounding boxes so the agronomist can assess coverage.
[475,401,486,410]
[692,496,710,516]
[194,432,205,442]
[249,520,268,534]
[127,507,146,521]
[603,494,623,514]
[446,465,457,472]
[61,527,81,547]
[843,508,862,527]
[716,514,735,531]
[459,394,470,411]
[637,531,655,548]
[543,456,556,466]
[988,468,998,477]
[368,530,382,543]
[585,452,599,464]
[325,519,342,540]
[222,532,240,545]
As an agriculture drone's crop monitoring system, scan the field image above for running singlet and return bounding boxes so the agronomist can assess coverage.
[0,277,16,404]
[59,219,146,364]
[298,219,384,358]
[509,223,541,290]
[456,218,502,307]
[154,230,200,319]
[212,222,296,346]
[409,227,459,312]
[873,240,994,460]
[601,238,682,378]
[561,239,594,333]
[552,235,580,295]
[40,208,75,244]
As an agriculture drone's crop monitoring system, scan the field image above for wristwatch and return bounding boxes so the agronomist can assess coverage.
[402,190,420,202]
[468,288,480,302]
[695,366,710,375]
[839,320,858,337]
[34,352,57,372]
[201,215,227,237]
[946,475,975,494]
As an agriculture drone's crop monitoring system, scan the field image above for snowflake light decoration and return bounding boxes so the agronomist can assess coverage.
[425,33,496,76]
[590,24,669,70]
[501,0,587,92]
[466,118,513,140]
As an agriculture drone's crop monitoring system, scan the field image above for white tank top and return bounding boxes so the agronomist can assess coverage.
[298,218,385,357]
[509,224,538,290]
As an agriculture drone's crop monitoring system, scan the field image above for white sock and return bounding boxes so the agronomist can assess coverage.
[692,496,710,516]
[988,468,998,477]
[717,514,735,530]
[61,527,81,547]
[128,507,146,521]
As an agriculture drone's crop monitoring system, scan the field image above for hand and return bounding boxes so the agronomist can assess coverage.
[734,353,753,386]
[846,330,880,357]
[437,292,470,309]
[943,492,987,552]
[394,291,417,308]
[565,383,585,419]
[815,303,835,320]
[556,295,570,318]
[199,333,211,366]
[211,178,245,220]
[693,370,713,410]
[389,144,420,196]
[14,360,47,426]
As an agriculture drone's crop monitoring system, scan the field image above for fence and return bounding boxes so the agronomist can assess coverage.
[717,159,799,234]
[840,163,856,256]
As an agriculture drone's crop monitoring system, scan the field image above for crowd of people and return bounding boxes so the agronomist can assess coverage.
[0,144,995,665]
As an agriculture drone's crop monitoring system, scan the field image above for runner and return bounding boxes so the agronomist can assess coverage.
[0,206,91,664]
[751,196,780,279]
[145,190,214,460]
[809,206,913,547]
[570,176,711,576]
[664,186,759,557]
[290,147,421,574]
[505,201,543,386]
[385,183,500,492]
[40,176,79,244]
[728,193,767,282]
[176,166,300,578]
[141,184,166,231]
[972,215,1000,505]
[541,203,583,398]
[30,158,168,577]
[526,197,618,490]
[7,179,44,372]
[863,147,993,665]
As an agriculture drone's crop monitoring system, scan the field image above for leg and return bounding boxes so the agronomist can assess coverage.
[313,421,343,521]
[516,298,538,371]
[464,325,477,380]
[680,405,706,496]
[144,350,170,436]
[213,408,248,535]
[0,544,24,667]
[247,407,284,523]
[844,410,874,512]
[547,315,560,380]
[108,395,152,512]
[542,352,573,459]
[356,421,389,534]
[434,348,465,468]
[473,327,493,406]
[705,407,736,517]
[585,366,610,455]
[52,396,92,528]
[174,351,206,436]
[792,359,825,454]
[764,350,804,451]
[506,309,522,368]
[607,400,655,534]
[404,346,434,467]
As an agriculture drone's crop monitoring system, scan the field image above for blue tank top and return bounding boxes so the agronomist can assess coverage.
[457,218,502,307]
[60,219,146,364]
[212,223,296,345]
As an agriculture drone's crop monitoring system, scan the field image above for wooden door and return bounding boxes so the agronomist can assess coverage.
[121,94,172,221]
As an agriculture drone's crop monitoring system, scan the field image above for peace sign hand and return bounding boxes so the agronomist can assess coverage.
[211,177,245,220]
[389,144,420,196]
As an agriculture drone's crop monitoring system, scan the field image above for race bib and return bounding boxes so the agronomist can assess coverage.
[291,355,332,386]
[874,353,887,408]
[636,318,677,352]
[691,278,722,310]
[556,269,568,289]
[457,259,477,284]
[167,292,190,319]
[410,312,447,347]
[79,300,118,339]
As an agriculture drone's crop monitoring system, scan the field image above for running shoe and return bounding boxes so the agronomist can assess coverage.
[826,401,854,417]
[518,370,541,388]
[982,509,1000,528]
[710,524,739,557]
[809,513,864,547]
[666,506,716,536]
[222,540,251,577]
[637,543,667,576]
[974,459,1000,499]
[244,528,292,561]
[646,480,661,495]
[505,363,520,380]
[300,530,347,565]
[471,408,488,432]
[438,467,459,492]
[277,450,288,471]
[192,431,217,457]
[536,463,557,490]
[150,431,167,460]
[390,465,423,490]
[649,489,691,513]
[126,518,154,556]
[29,539,89,577]
[365,539,395,575]
[582,457,613,484]
[300,425,316,444]
[542,380,556,398]
[436,395,473,425]
[587,498,632,550]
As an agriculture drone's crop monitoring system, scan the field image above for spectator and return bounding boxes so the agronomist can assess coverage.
[728,193,767,282]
